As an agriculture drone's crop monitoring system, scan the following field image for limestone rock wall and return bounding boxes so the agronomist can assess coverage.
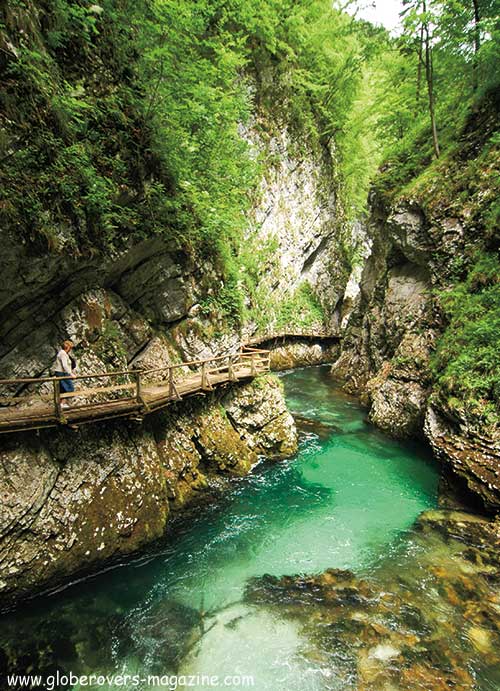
[0,86,357,609]
[241,122,354,335]
[332,199,499,510]
[0,374,297,609]
[268,341,340,371]
[0,234,239,387]
[0,123,353,386]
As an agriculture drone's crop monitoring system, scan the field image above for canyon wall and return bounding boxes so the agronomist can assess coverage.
[0,375,297,609]
[0,82,352,606]
[332,197,500,512]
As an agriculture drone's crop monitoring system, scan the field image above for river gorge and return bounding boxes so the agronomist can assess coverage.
[2,366,499,690]
[1,1,499,689]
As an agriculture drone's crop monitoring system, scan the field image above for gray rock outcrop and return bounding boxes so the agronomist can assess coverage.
[0,375,297,609]
[332,197,499,510]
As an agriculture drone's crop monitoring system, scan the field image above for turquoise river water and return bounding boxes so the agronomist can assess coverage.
[3,366,500,690]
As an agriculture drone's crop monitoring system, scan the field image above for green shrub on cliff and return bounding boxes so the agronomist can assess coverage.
[274,282,326,330]
[432,252,500,426]
[0,0,259,258]
[0,0,374,326]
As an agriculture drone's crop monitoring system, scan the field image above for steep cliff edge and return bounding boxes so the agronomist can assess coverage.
[332,93,500,511]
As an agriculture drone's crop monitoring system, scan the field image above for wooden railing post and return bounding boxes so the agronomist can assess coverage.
[164,367,181,401]
[135,371,142,404]
[169,367,174,398]
[53,379,62,421]
[250,353,257,376]
[135,370,151,412]
[228,356,237,381]
[201,362,210,390]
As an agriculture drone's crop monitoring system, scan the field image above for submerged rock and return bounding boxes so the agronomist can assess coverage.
[245,569,375,612]
[293,414,342,440]
[243,509,500,691]
[123,598,202,673]
[0,596,127,684]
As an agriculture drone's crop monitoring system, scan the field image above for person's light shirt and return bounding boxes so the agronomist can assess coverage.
[54,349,72,375]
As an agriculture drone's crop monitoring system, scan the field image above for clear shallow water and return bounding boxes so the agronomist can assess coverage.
[1,366,441,690]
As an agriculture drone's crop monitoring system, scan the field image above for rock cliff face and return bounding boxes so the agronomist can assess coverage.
[241,120,354,334]
[0,236,237,384]
[332,199,499,511]
[0,375,297,609]
[0,88,351,606]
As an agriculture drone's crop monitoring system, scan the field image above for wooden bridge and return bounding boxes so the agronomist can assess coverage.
[0,347,270,435]
[244,329,340,347]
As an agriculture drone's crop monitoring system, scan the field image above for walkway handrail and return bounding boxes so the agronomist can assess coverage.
[0,346,271,434]
[0,349,258,387]
[0,334,335,388]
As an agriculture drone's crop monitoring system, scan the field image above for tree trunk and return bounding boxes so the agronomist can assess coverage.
[416,21,425,111]
[472,0,481,91]
[424,18,440,158]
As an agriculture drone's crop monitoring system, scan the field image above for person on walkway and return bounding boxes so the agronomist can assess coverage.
[53,340,76,396]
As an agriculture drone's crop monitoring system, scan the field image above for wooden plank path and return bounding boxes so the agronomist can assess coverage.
[0,347,270,435]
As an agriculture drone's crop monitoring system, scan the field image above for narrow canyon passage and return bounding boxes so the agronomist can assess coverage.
[1,366,443,690]
[1,1,499,688]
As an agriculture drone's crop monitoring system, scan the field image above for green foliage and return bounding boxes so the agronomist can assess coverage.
[372,0,500,202]
[246,280,326,333]
[0,0,153,253]
[238,233,280,302]
[410,102,500,245]
[199,270,245,328]
[432,252,500,427]
[92,320,128,369]
[274,282,326,330]
[0,0,372,323]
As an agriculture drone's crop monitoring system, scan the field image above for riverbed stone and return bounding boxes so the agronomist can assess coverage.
[245,509,500,691]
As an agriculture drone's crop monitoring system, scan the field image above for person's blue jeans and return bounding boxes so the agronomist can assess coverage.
[54,372,75,393]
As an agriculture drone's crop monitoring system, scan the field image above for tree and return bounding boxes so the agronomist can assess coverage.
[472,0,481,89]
[401,0,440,158]
[422,1,440,157]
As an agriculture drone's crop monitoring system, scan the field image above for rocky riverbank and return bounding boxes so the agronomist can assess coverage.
[245,509,500,691]
[0,374,297,610]
[331,197,500,513]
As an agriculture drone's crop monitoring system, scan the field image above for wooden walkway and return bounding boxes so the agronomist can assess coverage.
[0,347,270,435]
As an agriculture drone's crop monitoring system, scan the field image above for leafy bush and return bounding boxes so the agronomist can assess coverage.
[275,282,325,330]
[432,252,500,426]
